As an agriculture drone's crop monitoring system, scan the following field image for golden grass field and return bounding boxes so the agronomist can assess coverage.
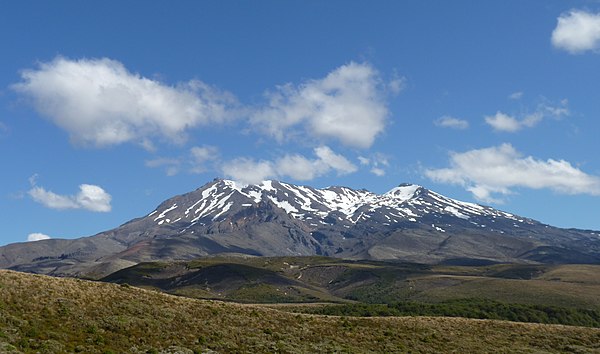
[1,270,600,353]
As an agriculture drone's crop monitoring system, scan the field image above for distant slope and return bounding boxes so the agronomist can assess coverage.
[1,269,599,353]
[3,178,600,278]
[101,256,600,310]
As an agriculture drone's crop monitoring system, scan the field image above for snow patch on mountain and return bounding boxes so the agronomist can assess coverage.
[384,184,421,202]
[147,179,533,230]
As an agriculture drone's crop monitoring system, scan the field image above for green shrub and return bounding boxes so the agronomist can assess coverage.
[300,298,600,328]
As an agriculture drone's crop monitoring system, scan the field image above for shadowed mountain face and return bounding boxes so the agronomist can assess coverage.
[2,178,600,278]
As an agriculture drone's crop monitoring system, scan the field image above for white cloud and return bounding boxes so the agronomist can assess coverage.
[139,138,157,152]
[371,167,386,177]
[388,74,406,95]
[73,184,111,212]
[275,154,323,181]
[251,62,389,148]
[145,157,181,176]
[434,116,469,130]
[552,10,600,54]
[221,158,276,185]
[314,146,357,175]
[28,183,112,212]
[145,145,219,176]
[29,186,80,209]
[28,174,39,186]
[485,99,569,132]
[27,233,51,242]
[190,145,219,173]
[13,57,237,147]
[508,91,523,100]
[425,144,600,203]
[542,99,570,117]
[358,156,370,166]
[485,112,522,132]
[221,146,357,185]
[357,153,390,176]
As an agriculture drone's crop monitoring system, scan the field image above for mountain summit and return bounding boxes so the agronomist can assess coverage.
[2,179,600,278]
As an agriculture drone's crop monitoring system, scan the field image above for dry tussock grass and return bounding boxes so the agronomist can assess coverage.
[0,270,599,353]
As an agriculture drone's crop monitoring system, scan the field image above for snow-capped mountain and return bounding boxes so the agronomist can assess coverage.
[2,178,600,278]
[147,179,533,233]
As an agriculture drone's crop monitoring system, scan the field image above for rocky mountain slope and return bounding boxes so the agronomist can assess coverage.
[2,178,600,278]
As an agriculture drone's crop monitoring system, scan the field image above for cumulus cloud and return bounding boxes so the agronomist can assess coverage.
[222,146,357,185]
[313,146,357,174]
[425,144,600,203]
[485,112,523,132]
[552,10,600,54]
[251,62,389,148]
[27,233,51,242]
[434,116,469,130]
[28,181,112,212]
[12,57,237,147]
[222,158,276,185]
[485,99,569,132]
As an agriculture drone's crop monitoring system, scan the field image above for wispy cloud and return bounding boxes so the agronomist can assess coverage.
[358,153,390,176]
[508,91,523,100]
[251,62,389,148]
[222,146,357,185]
[145,145,219,176]
[434,116,469,130]
[552,10,600,54]
[28,178,112,212]
[190,145,219,173]
[388,72,407,95]
[0,121,8,138]
[425,144,600,203]
[145,158,182,176]
[485,99,569,132]
[13,57,238,148]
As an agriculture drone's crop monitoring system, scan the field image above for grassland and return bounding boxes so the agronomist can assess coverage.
[102,256,600,309]
[1,270,600,353]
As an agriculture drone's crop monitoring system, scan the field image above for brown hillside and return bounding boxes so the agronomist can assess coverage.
[0,270,599,353]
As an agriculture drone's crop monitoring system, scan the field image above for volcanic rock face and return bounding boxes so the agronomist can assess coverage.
[2,178,600,277]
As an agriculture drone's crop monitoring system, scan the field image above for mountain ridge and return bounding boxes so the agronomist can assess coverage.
[2,178,600,278]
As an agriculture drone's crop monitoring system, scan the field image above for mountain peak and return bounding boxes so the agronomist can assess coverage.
[150,178,520,231]
[384,183,423,201]
[4,177,600,278]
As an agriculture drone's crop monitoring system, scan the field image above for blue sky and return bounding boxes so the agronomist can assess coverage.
[2,1,600,245]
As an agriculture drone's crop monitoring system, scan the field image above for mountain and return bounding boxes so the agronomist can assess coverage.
[2,178,600,278]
